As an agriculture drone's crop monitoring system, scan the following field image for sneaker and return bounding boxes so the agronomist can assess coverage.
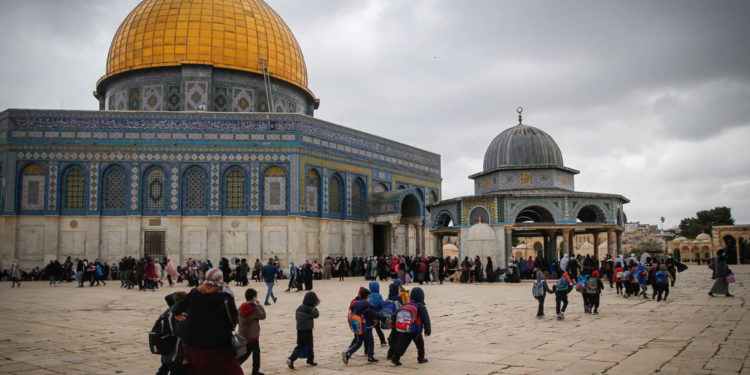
[341,352,349,365]
[368,357,379,363]
[418,358,429,364]
[286,359,294,369]
[307,362,317,366]
[592,311,599,315]
[380,343,388,347]
[391,360,402,366]
[273,296,278,303]
[708,292,715,297]
[556,313,563,320]
[264,302,271,306]
[726,293,734,297]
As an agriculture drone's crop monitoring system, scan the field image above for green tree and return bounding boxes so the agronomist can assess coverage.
[679,206,734,239]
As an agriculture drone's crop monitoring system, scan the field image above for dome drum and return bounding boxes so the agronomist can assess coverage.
[97,64,314,114]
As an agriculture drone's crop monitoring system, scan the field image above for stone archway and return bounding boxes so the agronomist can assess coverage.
[515,205,555,223]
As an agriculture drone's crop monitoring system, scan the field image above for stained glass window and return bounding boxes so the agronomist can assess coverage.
[224,167,245,210]
[63,166,85,210]
[329,175,342,216]
[103,165,127,211]
[352,179,365,218]
[144,168,166,211]
[183,166,207,212]
[305,169,319,213]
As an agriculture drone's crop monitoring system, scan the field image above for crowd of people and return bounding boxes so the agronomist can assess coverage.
[2,247,738,375]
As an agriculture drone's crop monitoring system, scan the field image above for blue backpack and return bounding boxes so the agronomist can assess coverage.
[557,276,570,291]
[655,271,667,284]
[576,274,589,292]
[532,281,544,297]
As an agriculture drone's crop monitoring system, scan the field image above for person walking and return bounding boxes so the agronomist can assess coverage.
[708,250,733,297]
[261,258,278,305]
[390,287,431,366]
[532,268,554,318]
[342,288,386,364]
[287,291,320,369]
[238,288,266,375]
[172,268,242,375]
[10,260,22,288]
[286,262,298,292]
[554,272,573,320]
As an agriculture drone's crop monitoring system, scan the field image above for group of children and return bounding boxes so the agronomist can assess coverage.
[533,259,678,320]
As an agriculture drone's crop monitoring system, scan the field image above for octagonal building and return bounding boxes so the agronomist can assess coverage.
[0,0,441,268]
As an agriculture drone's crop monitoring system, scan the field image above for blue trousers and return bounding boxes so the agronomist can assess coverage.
[264,281,276,304]
[346,327,374,357]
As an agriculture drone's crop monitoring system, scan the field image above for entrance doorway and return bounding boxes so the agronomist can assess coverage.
[144,231,166,260]
[373,224,390,257]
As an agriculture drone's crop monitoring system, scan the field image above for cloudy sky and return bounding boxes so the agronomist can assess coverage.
[1,0,749,227]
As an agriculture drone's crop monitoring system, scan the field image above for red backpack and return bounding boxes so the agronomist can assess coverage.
[394,302,421,333]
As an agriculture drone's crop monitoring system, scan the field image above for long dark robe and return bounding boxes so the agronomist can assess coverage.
[485,259,495,282]
[709,256,729,295]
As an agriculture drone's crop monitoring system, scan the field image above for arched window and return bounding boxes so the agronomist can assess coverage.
[352,178,366,218]
[305,169,320,214]
[62,165,85,211]
[102,165,127,212]
[19,163,45,211]
[329,174,343,217]
[223,167,246,211]
[182,166,208,214]
[143,167,167,213]
[428,190,438,204]
[263,166,286,211]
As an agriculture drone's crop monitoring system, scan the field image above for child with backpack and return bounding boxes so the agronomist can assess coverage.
[238,288,266,375]
[576,273,591,313]
[532,268,554,319]
[586,271,604,314]
[342,288,387,364]
[636,264,649,299]
[154,291,187,375]
[390,287,431,366]
[554,272,573,320]
[287,292,320,369]
[368,281,389,346]
[652,265,673,302]
[613,263,625,295]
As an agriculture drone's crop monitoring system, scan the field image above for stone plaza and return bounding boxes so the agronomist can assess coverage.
[0,265,747,375]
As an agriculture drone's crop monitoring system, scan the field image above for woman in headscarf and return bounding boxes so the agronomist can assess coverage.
[460,257,470,283]
[10,260,21,288]
[173,268,241,375]
[286,262,298,292]
[708,249,733,297]
[485,257,495,283]
[165,258,179,287]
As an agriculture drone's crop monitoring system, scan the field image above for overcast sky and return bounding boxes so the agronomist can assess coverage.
[1,0,749,228]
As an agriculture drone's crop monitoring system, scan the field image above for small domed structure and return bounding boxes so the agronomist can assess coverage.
[483,124,564,171]
[696,233,711,241]
[674,236,687,242]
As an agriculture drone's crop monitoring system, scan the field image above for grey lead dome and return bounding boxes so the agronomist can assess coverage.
[483,124,564,171]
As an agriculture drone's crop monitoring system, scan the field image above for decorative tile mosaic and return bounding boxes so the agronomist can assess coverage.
[232,88,254,112]
[256,91,269,112]
[210,164,219,211]
[142,85,163,111]
[213,87,229,112]
[169,166,179,210]
[128,88,141,110]
[166,85,181,111]
[130,164,139,210]
[250,166,259,211]
[114,91,127,111]
[185,81,208,111]
[289,155,298,212]
[47,164,57,211]
[89,163,99,211]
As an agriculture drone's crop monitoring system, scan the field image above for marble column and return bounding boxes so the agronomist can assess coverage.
[616,230,623,254]
[548,229,558,261]
[504,226,513,264]
[735,235,742,264]
[607,228,614,257]
[593,231,600,261]
[562,229,571,257]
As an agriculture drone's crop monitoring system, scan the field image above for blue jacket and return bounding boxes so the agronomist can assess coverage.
[636,264,647,284]
[369,281,385,311]
[409,288,431,336]
[350,299,385,328]
[388,279,402,301]
[262,264,277,283]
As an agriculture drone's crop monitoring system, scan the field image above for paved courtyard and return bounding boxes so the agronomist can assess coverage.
[0,265,747,375]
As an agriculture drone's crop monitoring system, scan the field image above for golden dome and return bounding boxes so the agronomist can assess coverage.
[101,0,311,96]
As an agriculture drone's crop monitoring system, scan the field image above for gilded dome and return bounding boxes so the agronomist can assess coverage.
[483,123,564,171]
[100,0,311,96]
